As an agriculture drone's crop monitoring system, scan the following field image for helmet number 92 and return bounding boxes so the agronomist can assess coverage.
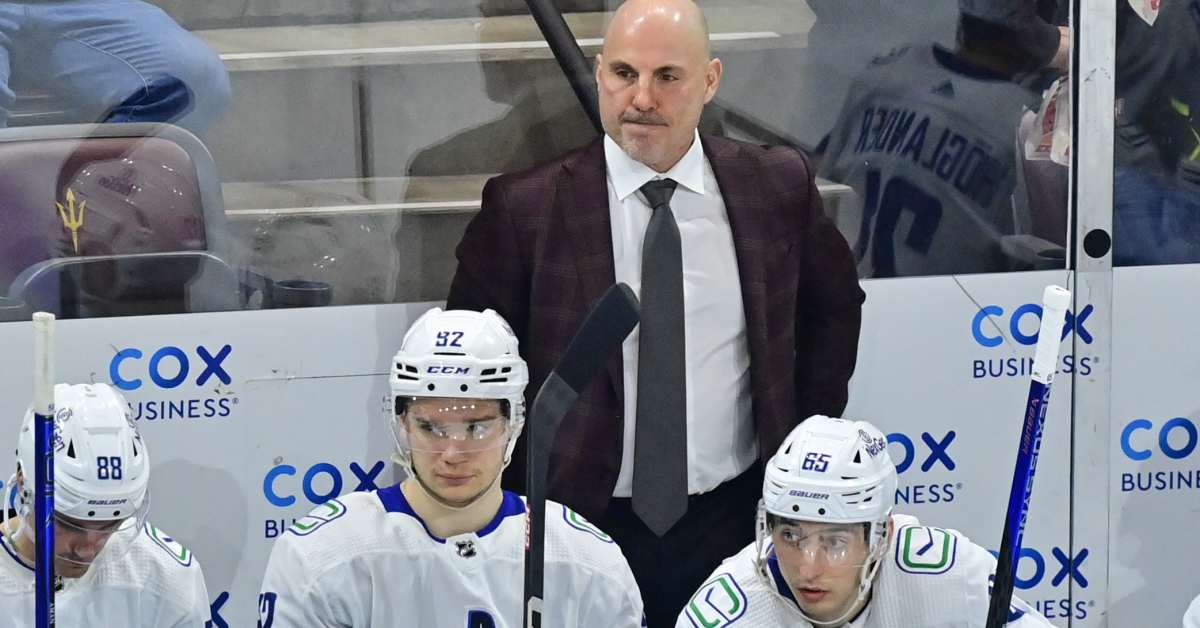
[97,456,124,480]
[801,452,831,473]
[435,331,464,348]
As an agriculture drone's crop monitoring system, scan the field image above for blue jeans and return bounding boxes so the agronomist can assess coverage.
[1114,166,1200,266]
[0,0,230,134]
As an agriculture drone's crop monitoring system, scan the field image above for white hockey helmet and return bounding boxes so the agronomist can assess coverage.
[757,415,897,624]
[389,308,528,474]
[15,383,150,523]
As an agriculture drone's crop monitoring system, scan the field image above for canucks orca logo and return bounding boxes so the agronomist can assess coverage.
[683,573,748,627]
[562,506,614,543]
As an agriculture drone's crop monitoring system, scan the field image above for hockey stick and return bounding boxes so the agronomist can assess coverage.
[985,285,1070,628]
[32,312,56,628]
[524,283,640,628]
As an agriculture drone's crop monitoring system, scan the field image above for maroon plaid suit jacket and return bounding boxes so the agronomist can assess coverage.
[447,134,865,520]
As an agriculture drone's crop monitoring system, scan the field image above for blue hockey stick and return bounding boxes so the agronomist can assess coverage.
[985,286,1070,628]
[32,312,56,628]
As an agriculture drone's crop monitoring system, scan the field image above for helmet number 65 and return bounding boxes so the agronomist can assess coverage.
[801,452,831,472]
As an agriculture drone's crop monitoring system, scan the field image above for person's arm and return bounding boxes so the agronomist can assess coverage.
[179,556,211,627]
[446,175,531,339]
[791,148,866,420]
[1047,26,1070,72]
[258,534,344,628]
[955,534,1055,627]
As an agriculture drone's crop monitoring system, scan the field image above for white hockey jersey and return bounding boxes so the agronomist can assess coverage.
[677,514,1052,628]
[1184,594,1200,628]
[819,44,1042,278]
[0,521,210,627]
[259,485,644,627]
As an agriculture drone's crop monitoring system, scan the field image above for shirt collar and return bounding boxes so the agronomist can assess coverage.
[604,129,707,201]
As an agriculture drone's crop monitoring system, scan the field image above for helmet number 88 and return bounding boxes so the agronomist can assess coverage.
[97,456,124,480]
[802,453,831,472]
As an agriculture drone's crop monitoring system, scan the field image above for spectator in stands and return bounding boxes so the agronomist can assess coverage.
[446,0,864,624]
[818,0,1063,278]
[0,0,230,134]
[1112,0,1200,265]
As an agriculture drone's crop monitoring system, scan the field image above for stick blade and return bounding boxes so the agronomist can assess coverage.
[553,283,639,395]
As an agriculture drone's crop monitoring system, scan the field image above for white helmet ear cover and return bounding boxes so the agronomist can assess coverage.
[15,383,150,522]
[388,308,530,476]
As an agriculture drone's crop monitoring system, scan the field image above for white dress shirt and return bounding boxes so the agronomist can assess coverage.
[604,130,757,497]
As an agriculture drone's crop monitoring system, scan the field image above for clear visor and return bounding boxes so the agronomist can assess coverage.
[50,493,150,571]
[392,397,512,455]
[771,521,869,570]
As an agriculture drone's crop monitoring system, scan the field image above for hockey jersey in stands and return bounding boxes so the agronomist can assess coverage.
[0,522,210,627]
[819,44,1041,278]
[259,485,644,627]
[677,514,1053,628]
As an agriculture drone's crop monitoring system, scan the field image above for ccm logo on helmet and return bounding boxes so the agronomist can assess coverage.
[427,366,470,375]
[110,345,232,391]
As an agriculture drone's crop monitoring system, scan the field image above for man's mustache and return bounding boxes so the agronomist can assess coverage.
[621,112,668,125]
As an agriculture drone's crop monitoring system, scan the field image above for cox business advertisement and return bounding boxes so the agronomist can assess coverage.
[847,271,1095,626]
[1108,266,1200,627]
[6,268,1193,627]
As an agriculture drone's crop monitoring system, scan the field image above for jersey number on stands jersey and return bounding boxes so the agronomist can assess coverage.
[856,170,944,277]
[467,609,496,627]
[96,456,123,480]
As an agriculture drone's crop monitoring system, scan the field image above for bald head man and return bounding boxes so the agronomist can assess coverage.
[596,0,721,172]
[448,3,867,627]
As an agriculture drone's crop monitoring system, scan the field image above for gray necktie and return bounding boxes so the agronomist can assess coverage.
[632,178,688,537]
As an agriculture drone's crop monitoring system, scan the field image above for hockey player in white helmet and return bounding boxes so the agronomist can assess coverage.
[259,308,645,627]
[0,382,210,626]
[678,415,1053,628]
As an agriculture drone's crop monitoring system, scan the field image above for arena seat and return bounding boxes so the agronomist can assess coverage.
[0,122,252,320]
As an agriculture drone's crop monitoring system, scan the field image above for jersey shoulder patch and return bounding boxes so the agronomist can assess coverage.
[894,524,959,575]
[286,498,349,537]
[559,505,614,544]
[143,523,194,567]
[682,572,749,627]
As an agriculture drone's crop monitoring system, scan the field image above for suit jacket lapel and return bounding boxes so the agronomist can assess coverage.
[561,138,626,402]
[702,134,771,356]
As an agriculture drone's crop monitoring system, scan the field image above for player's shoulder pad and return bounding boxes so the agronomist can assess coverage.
[893,521,962,576]
[284,495,355,538]
[681,571,751,627]
[142,522,196,568]
[554,502,616,544]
